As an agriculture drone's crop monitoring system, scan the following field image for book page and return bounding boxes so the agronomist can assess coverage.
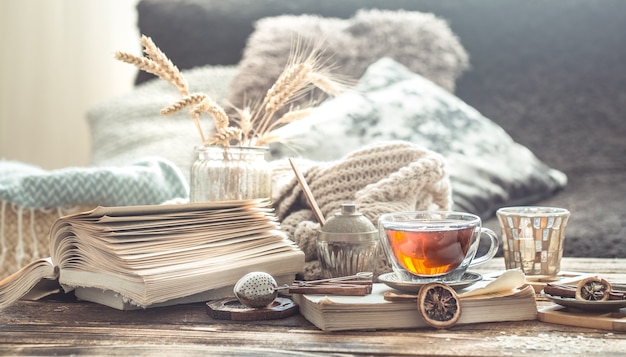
[459,269,526,298]
[60,248,304,307]
[86,199,267,218]
[68,222,281,253]
[294,283,537,331]
[48,199,305,308]
[0,258,57,310]
[55,232,292,273]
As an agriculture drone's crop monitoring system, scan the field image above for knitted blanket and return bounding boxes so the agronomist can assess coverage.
[0,158,188,208]
[271,141,452,280]
[0,158,188,276]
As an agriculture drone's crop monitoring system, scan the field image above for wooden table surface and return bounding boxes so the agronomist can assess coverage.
[1,257,625,356]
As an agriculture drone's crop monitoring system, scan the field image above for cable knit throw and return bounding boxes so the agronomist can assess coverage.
[271,141,452,280]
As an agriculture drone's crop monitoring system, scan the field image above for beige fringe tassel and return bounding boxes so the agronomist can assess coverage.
[0,201,91,278]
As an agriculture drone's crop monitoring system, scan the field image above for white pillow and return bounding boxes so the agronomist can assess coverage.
[87,65,237,181]
[269,58,567,218]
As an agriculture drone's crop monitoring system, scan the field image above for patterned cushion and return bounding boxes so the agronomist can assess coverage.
[269,58,568,218]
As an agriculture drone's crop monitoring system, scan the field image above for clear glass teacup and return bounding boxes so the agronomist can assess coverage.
[378,211,500,283]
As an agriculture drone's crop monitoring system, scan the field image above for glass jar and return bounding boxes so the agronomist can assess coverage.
[189,146,272,202]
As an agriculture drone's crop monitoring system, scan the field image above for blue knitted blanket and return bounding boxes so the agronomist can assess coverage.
[0,158,189,208]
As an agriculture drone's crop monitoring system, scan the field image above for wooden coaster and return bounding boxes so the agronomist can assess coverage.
[538,305,626,332]
[206,297,298,321]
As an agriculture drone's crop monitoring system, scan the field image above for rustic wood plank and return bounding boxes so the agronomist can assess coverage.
[1,258,626,356]
[2,320,626,356]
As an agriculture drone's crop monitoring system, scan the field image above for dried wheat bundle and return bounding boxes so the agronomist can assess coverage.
[115,35,347,147]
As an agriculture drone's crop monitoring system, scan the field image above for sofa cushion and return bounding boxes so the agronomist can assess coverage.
[135,0,469,85]
[269,58,568,219]
[226,9,468,117]
[87,65,237,180]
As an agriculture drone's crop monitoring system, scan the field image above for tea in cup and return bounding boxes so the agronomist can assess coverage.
[378,211,499,282]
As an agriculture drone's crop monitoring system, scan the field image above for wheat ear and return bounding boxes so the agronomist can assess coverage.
[140,35,189,96]
[207,126,242,146]
[307,72,345,96]
[253,62,313,138]
[234,107,253,145]
[116,51,200,134]
[160,93,207,116]
[196,96,230,133]
[114,52,161,77]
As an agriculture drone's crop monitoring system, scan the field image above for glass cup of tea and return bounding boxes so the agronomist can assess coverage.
[378,211,499,283]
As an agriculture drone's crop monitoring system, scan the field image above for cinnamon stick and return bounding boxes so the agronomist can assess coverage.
[544,283,626,300]
[288,282,373,295]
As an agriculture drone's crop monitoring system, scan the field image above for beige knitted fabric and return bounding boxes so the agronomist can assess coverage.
[272,141,452,280]
[0,202,93,277]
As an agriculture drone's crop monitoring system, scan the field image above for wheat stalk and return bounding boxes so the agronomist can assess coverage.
[114,52,161,77]
[266,108,312,132]
[307,72,344,96]
[116,34,347,148]
[255,133,282,147]
[115,36,189,96]
[160,93,206,115]
[230,107,254,145]
[249,38,347,140]
[140,36,189,96]
[207,126,242,146]
[195,96,230,133]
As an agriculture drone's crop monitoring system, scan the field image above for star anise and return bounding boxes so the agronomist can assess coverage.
[576,277,611,301]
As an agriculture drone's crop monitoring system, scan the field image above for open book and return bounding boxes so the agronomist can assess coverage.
[0,199,304,310]
[293,270,537,331]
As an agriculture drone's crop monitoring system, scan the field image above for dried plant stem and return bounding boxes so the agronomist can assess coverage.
[253,62,312,138]
[140,35,188,96]
[234,108,253,142]
[114,52,161,78]
[160,93,206,115]
[207,126,242,146]
[308,72,344,96]
[265,108,312,133]
[191,116,206,144]
[195,96,230,133]
[255,133,283,147]
[116,34,347,148]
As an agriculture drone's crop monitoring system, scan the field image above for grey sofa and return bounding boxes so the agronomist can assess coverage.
[101,0,626,258]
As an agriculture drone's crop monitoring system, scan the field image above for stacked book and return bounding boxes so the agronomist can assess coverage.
[0,199,304,310]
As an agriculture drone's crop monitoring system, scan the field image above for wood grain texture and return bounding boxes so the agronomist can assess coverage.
[2,258,626,356]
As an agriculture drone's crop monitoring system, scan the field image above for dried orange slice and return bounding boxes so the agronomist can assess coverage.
[418,282,461,329]
[575,277,611,301]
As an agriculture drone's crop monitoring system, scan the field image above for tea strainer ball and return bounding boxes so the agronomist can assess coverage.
[233,272,278,308]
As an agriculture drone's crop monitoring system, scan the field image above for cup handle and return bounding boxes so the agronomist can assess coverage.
[469,228,500,267]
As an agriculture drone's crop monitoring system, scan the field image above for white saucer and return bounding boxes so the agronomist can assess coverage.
[378,271,482,293]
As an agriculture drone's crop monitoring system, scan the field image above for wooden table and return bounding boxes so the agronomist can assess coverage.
[1,258,625,356]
